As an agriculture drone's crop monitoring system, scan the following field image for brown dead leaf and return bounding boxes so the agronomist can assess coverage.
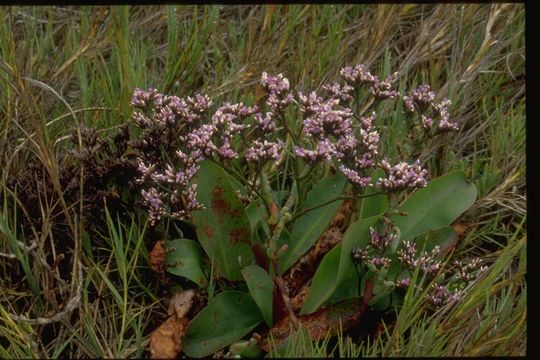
[168,289,196,318]
[149,315,190,359]
[453,223,469,239]
[150,289,196,359]
[260,297,366,352]
[290,283,311,312]
[283,227,343,297]
[149,240,167,275]
[330,199,353,231]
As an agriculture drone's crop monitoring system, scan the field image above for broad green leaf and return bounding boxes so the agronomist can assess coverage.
[413,226,459,255]
[192,160,254,281]
[183,291,263,358]
[246,200,268,245]
[272,189,290,207]
[300,243,342,314]
[369,291,391,310]
[241,265,273,327]
[246,200,265,232]
[165,239,207,287]
[392,170,477,241]
[301,215,382,314]
[360,169,388,219]
[367,272,392,310]
[326,261,359,304]
[228,172,248,196]
[279,171,347,273]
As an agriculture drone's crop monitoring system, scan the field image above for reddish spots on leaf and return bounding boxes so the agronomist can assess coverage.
[204,224,214,238]
[230,208,242,218]
[229,227,250,244]
[211,184,229,224]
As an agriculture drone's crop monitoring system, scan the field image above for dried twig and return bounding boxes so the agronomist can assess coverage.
[8,260,83,325]
[0,240,38,259]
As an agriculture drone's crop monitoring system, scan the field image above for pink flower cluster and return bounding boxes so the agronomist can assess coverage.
[131,64,454,226]
[261,72,294,112]
[351,226,396,270]
[131,75,292,224]
[397,240,442,277]
[426,284,463,307]
[376,159,428,191]
[404,84,459,133]
[340,64,400,100]
[454,258,488,283]
[294,65,427,191]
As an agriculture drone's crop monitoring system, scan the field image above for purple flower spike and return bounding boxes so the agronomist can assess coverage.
[141,188,166,225]
[298,91,325,115]
[261,72,290,94]
[294,138,338,164]
[412,84,436,107]
[370,72,400,100]
[322,82,354,101]
[421,115,434,129]
[254,112,277,133]
[187,124,217,157]
[216,137,238,160]
[340,64,378,86]
[246,140,283,164]
[261,72,293,112]
[369,227,394,252]
[376,159,428,191]
[395,278,411,289]
[131,88,159,108]
[369,256,392,268]
[427,284,463,308]
[339,165,371,187]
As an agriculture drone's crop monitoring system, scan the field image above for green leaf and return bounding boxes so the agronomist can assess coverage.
[367,272,392,310]
[300,243,342,314]
[327,261,359,304]
[413,226,459,255]
[241,265,274,327]
[192,161,254,281]
[245,200,270,245]
[165,239,207,287]
[246,200,265,232]
[392,170,477,241]
[360,168,388,219]
[183,291,264,358]
[369,291,391,310]
[279,171,347,273]
[301,215,382,314]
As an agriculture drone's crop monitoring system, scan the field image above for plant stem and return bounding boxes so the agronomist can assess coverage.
[290,192,385,223]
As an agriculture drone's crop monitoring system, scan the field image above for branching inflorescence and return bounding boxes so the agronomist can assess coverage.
[130,64,457,229]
